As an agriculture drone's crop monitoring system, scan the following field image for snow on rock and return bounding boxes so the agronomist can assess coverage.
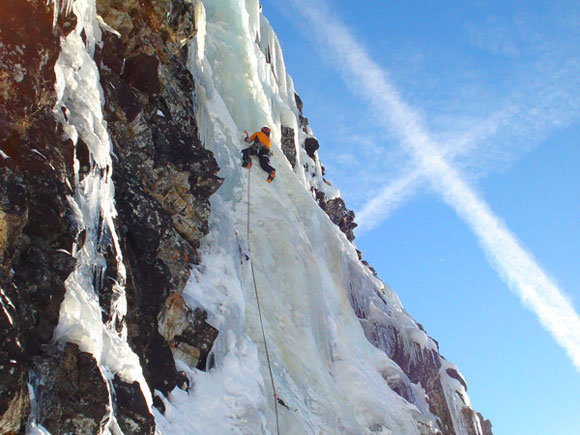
[0,0,490,433]
[158,1,487,434]
[42,0,152,432]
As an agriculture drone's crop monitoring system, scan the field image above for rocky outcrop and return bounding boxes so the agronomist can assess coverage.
[477,413,493,435]
[281,126,297,168]
[1,1,491,434]
[0,1,78,432]
[316,194,357,242]
[113,374,156,434]
[31,342,154,434]
[389,334,455,434]
[294,93,304,114]
[446,367,468,391]
[294,93,309,132]
[293,98,358,244]
[1,0,222,431]
[358,306,491,435]
[159,294,219,370]
[32,343,112,434]
[95,0,222,401]
[304,137,320,160]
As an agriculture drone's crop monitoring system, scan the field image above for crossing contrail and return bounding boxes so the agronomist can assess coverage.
[287,0,580,371]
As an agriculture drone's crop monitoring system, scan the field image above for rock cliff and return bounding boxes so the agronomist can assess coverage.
[0,0,491,434]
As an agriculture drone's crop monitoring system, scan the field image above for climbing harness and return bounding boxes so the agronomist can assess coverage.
[246,165,282,435]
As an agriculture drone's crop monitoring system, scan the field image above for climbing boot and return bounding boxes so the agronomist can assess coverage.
[267,170,276,183]
[242,160,252,168]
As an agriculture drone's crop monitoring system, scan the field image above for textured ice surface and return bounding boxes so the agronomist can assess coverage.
[41,0,477,433]
[157,1,451,434]
[40,1,152,433]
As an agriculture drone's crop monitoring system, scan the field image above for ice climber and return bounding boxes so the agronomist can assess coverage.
[241,126,276,183]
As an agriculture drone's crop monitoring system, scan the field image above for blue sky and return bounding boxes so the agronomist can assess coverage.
[262,1,580,434]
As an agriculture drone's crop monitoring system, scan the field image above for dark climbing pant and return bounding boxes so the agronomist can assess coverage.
[242,147,275,174]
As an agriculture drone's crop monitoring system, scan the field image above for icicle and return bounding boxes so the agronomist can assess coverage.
[160,0,483,433]
[48,0,74,29]
[0,287,15,326]
[26,372,50,435]
[51,0,152,415]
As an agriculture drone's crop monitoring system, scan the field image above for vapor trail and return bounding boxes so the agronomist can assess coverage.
[357,170,424,231]
[357,109,507,231]
[288,0,580,370]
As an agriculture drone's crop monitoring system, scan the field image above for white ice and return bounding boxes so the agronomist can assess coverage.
[36,0,480,434]
[37,0,152,433]
[156,1,471,434]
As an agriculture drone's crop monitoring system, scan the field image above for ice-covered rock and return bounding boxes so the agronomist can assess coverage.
[0,0,492,434]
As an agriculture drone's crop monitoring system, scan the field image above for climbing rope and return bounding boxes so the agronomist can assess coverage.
[246,165,281,435]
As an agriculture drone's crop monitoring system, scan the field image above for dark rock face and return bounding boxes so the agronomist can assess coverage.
[294,93,309,132]
[1,0,222,432]
[477,413,493,435]
[388,332,456,434]
[113,375,156,434]
[360,316,492,435]
[281,126,297,168]
[0,1,78,432]
[95,0,222,399]
[175,310,219,370]
[174,305,218,370]
[294,93,303,113]
[32,343,111,434]
[304,137,320,159]
[30,343,155,434]
[299,114,309,132]
[158,294,219,371]
[317,196,357,242]
[122,54,161,95]
[115,182,184,396]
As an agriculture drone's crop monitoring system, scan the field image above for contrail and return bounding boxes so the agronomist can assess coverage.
[357,169,424,231]
[287,0,580,371]
[356,107,509,231]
